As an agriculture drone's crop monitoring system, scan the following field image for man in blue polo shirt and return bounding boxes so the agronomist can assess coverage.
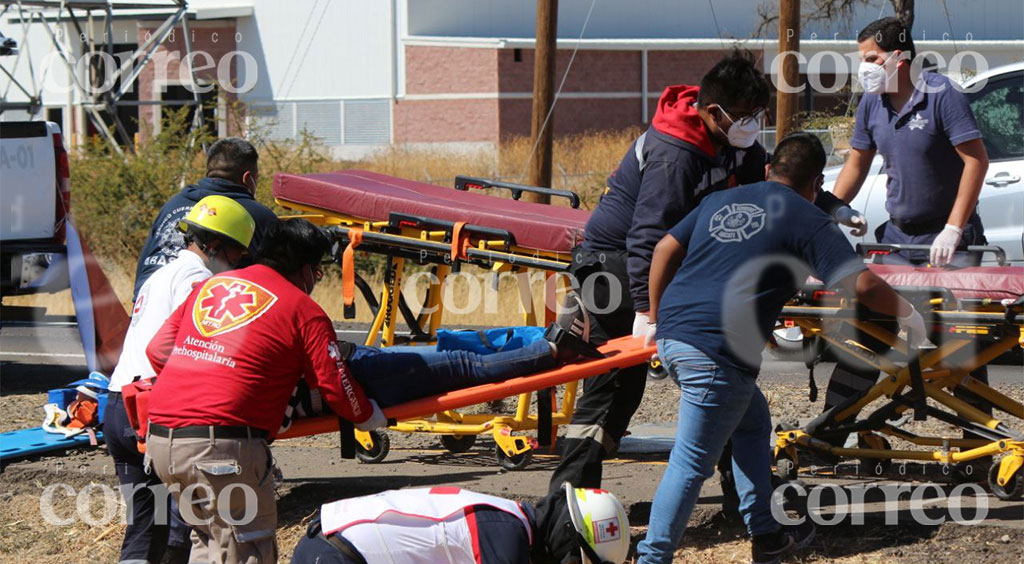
[823,17,991,447]
[832,17,989,265]
[635,133,925,564]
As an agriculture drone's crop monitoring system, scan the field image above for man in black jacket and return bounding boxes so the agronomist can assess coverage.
[132,137,278,300]
[551,50,864,497]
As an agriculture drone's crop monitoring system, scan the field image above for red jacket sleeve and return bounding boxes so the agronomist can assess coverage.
[146,297,188,375]
[299,315,373,423]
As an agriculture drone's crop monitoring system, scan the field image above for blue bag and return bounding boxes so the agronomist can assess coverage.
[435,326,547,355]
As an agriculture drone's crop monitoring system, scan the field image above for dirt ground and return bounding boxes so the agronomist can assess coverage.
[2,373,1022,564]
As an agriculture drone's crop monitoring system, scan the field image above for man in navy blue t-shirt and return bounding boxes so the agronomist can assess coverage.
[635,134,926,564]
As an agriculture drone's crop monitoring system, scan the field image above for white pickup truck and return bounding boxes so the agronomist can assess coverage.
[0,120,71,297]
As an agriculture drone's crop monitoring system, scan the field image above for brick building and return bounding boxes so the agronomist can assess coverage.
[3,0,1022,156]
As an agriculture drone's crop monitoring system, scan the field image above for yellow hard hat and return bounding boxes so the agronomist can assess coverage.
[178,195,256,249]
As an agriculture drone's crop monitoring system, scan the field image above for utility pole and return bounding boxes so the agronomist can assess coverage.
[776,0,800,141]
[526,0,557,202]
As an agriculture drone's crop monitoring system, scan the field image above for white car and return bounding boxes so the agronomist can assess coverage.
[773,63,1024,353]
[837,62,1024,265]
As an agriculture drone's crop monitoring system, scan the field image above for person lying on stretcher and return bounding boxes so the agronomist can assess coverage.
[144,218,606,562]
[147,218,603,441]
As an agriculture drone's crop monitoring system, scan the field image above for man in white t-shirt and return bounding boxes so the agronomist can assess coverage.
[104,195,258,564]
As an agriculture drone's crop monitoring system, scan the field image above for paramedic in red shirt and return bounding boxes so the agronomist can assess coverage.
[144,219,387,564]
[144,219,596,564]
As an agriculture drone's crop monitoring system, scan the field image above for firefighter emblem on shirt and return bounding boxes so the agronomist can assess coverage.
[192,277,278,337]
[709,203,766,243]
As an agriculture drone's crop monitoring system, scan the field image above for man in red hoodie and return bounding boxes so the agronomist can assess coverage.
[551,51,771,499]
[550,50,864,501]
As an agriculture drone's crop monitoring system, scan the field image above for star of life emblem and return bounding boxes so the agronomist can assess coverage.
[907,112,929,130]
[709,203,766,243]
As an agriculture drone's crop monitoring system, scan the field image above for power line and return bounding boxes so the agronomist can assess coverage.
[275,0,322,97]
[518,0,598,182]
[939,0,960,57]
[282,0,333,100]
[707,0,726,48]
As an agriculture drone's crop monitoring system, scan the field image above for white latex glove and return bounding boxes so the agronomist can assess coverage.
[632,311,650,339]
[929,224,962,267]
[354,400,388,431]
[643,322,657,348]
[633,311,657,348]
[834,206,868,237]
[897,305,930,350]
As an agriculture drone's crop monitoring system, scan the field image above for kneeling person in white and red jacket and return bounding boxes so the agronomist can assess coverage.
[291,484,630,564]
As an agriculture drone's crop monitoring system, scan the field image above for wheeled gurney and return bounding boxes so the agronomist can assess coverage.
[774,247,1024,499]
[272,170,635,468]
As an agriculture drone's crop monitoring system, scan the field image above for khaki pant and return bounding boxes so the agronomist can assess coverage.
[147,431,278,564]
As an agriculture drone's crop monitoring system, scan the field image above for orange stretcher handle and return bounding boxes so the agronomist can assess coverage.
[451,221,471,262]
[277,336,655,439]
[342,229,364,317]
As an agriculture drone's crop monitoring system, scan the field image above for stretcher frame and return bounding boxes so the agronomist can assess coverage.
[275,178,598,468]
[773,284,1024,499]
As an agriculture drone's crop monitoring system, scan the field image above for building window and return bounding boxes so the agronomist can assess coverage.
[513,48,522,62]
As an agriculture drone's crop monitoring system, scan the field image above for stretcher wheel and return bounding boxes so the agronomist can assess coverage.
[440,434,477,453]
[774,451,798,481]
[988,461,1024,501]
[495,445,533,471]
[356,430,390,464]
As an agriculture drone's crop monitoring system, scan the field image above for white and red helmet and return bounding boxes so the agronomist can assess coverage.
[563,483,630,564]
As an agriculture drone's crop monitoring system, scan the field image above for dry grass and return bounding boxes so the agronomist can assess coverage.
[7,129,639,324]
[353,128,641,210]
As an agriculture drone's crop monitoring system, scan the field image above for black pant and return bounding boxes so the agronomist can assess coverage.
[291,536,361,564]
[546,248,737,505]
[104,393,190,563]
[547,248,648,492]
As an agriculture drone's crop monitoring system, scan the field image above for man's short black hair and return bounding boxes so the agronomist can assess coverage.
[697,49,771,110]
[184,224,246,252]
[206,137,259,183]
[857,17,916,60]
[256,218,330,275]
[770,132,827,188]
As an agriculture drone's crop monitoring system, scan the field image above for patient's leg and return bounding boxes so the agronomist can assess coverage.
[348,342,557,407]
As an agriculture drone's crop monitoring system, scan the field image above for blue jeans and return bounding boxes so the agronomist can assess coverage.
[348,341,556,407]
[637,339,778,564]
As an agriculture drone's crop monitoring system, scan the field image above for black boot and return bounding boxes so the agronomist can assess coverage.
[544,323,604,363]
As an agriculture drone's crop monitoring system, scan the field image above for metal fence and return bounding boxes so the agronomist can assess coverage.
[248,98,391,146]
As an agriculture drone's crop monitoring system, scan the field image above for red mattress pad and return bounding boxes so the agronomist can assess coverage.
[867,264,1024,301]
[274,169,589,253]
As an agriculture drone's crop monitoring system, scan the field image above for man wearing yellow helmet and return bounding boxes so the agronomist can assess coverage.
[106,195,255,564]
[290,483,630,564]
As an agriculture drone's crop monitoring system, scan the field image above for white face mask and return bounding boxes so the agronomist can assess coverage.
[858,53,896,94]
[719,107,761,149]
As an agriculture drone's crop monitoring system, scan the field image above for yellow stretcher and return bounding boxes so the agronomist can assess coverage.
[273,170,602,469]
[774,250,1024,500]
